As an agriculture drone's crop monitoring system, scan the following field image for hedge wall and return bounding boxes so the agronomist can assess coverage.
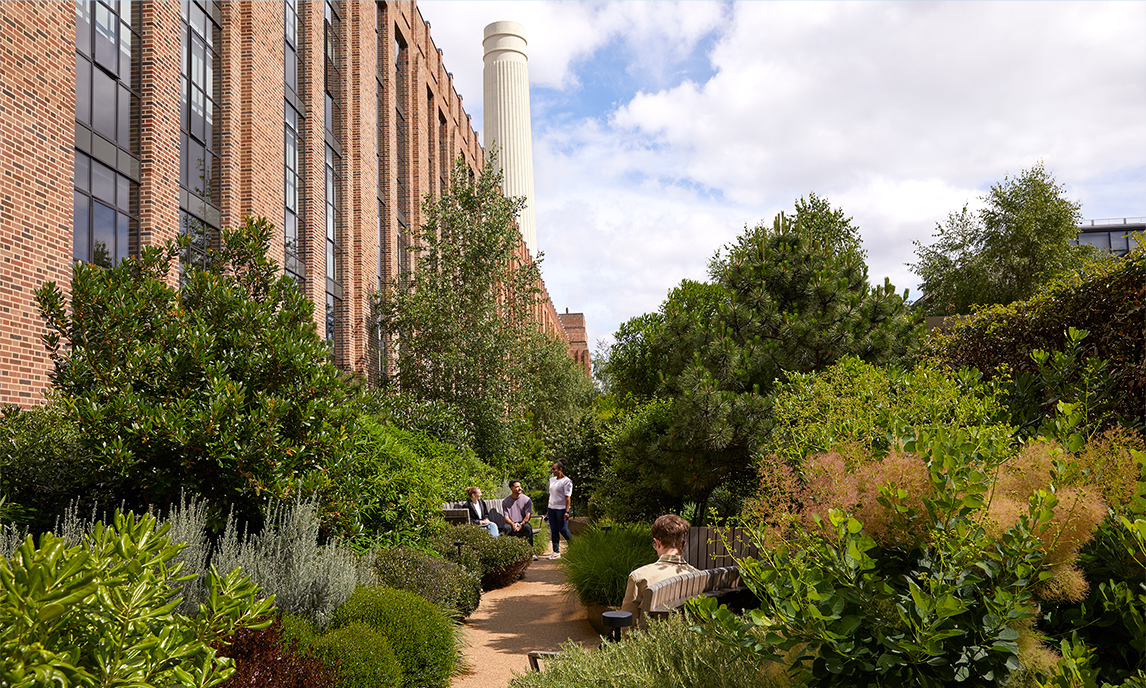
[925,249,1144,427]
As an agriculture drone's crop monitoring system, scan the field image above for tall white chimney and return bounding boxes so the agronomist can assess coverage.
[483,21,537,256]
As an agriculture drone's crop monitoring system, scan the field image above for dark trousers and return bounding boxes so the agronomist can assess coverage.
[547,508,573,553]
[501,521,534,546]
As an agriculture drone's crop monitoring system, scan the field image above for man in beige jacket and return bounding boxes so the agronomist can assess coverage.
[620,514,697,629]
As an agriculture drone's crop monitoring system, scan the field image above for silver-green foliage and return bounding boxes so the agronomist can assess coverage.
[208,497,371,629]
[506,613,775,688]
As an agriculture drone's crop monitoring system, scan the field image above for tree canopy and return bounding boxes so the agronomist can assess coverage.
[374,155,591,465]
[911,162,1098,316]
[598,197,923,520]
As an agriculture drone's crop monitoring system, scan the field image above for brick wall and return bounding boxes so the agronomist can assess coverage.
[0,0,580,407]
[0,2,75,405]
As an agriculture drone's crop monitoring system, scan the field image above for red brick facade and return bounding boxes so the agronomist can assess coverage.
[0,1,576,407]
[558,311,592,376]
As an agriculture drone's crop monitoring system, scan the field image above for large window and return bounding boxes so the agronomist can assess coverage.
[74,0,140,266]
[324,0,343,362]
[180,0,221,261]
[284,0,304,283]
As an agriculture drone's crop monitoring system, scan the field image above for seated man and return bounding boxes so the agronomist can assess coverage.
[500,479,535,548]
[620,514,697,629]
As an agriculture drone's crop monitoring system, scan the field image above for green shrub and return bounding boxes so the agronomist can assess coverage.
[763,355,1009,469]
[0,403,92,533]
[925,248,1144,432]
[559,523,658,608]
[311,622,404,688]
[31,216,353,533]
[372,546,481,618]
[339,416,496,542]
[694,427,1115,686]
[0,510,274,688]
[332,585,455,688]
[506,613,776,688]
[431,523,533,590]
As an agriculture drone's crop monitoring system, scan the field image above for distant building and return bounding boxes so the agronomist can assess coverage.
[0,1,583,406]
[558,310,592,376]
[1074,217,1145,256]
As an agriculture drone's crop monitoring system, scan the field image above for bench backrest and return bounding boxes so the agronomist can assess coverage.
[685,526,760,571]
[442,499,507,527]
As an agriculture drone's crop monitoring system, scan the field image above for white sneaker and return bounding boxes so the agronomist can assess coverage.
[549,552,561,559]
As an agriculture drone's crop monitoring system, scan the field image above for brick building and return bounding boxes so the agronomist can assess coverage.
[1,0,571,406]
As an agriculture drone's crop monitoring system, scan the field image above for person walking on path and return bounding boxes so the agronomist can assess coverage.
[546,461,574,559]
[501,479,535,548]
[464,486,499,538]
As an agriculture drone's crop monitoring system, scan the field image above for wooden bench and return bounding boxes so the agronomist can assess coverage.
[644,566,743,621]
[440,499,507,528]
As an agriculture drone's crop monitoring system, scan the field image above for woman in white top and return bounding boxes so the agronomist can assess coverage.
[546,461,574,558]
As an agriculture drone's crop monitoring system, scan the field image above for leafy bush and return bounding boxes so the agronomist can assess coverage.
[217,616,340,688]
[331,585,455,688]
[338,416,496,543]
[311,622,404,688]
[0,403,90,533]
[32,216,352,532]
[372,546,481,618]
[559,523,658,608]
[0,510,274,688]
[925,248,1144,432]
[506,613,777,688]
[694,427,1115,686]
[432,523,533,591]
[762,355,1009,469]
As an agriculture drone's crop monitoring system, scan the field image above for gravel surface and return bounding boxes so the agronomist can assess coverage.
[452,556,602,687]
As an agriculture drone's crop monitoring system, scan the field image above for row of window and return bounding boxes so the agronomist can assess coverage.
[72,1,448,370]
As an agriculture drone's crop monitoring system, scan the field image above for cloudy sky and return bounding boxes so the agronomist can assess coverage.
[418,0,1146,348]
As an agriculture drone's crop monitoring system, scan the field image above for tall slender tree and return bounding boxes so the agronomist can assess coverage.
[373,156,546,463]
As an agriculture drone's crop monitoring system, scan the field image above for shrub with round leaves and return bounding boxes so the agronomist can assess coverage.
[431,523,533,591]
[372,546,481,618]
[311,622,403,688]
[331,586,454,688]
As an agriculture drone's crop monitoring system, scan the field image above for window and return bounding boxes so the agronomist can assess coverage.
[284,0,304,284]
[74,0,139,265]
[324,0,343,362]
[180,0,221,262]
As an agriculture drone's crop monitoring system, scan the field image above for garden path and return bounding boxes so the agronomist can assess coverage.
[452,556,601,687]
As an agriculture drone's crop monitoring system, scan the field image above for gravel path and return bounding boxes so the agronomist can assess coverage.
[452,556,602,687]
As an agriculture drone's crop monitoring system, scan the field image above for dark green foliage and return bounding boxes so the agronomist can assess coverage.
[0,404,88,532]
[372,546,481,618]
[506,613,776,688]
[558,523,657,608]
[311,622,404,688]
[431,523,533,590]
[338,416,495,542]
[912,162,1099,315]
[32,216,350,531]
[925,248,1144,433]
[331,586,454,688]
[596,200,922,522]
[217,617,341,688]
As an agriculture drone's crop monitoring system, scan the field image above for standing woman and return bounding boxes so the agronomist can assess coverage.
[465,486,499,537]
[547,462,574,558]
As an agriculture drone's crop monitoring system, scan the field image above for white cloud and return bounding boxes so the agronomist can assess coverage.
[417,1,1146,346]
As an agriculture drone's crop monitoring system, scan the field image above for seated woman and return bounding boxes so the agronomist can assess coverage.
[464,486,499,537]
